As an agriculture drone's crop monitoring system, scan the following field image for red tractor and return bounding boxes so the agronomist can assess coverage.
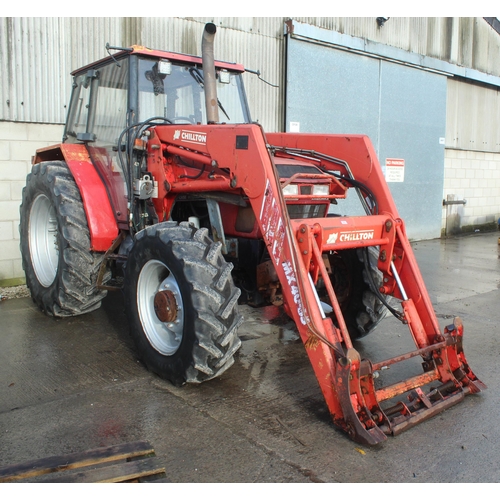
[19,23,485,445]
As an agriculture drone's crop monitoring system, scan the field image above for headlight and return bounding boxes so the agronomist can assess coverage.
[312,185,330,196]
[282,184,299,195]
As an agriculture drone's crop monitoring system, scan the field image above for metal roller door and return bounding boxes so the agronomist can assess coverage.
[285,24,447,240]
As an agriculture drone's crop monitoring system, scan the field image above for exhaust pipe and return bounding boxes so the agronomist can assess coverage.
[202,23,219,124]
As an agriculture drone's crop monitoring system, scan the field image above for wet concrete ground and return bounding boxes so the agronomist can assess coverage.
[1,231,500,483]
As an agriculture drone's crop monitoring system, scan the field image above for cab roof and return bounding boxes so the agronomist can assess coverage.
[71,45,246,76]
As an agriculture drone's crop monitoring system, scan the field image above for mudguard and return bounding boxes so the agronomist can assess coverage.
[34,143,119,252]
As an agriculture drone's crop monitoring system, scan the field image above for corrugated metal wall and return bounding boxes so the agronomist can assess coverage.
[0,17,284,131]
[291,17,500,78]
[1,17,67,124]
[2,17,500,135]
[446,79,500,153]
[1,16,500,282]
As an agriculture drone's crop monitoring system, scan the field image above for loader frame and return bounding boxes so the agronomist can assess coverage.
[146,123,486,444]
[265,132,486,443]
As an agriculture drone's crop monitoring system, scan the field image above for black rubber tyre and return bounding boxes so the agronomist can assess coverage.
[327,248,388,340]
[356,247,391,338]
[124,221,243,386]
[19,161,108,317]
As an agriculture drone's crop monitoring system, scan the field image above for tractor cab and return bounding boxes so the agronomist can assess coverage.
[61,46,252,228]
[63,45,251,143]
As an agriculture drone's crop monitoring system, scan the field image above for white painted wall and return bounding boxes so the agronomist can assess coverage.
[0,122,64,284]
[3,127,500,283]
[442,149,500,235]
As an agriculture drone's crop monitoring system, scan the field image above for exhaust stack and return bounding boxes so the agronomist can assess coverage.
[202,23,219,124]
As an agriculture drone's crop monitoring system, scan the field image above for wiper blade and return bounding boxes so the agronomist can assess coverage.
[189,67,231,121]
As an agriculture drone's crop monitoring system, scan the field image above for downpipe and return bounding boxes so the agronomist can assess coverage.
[202,23,219,124]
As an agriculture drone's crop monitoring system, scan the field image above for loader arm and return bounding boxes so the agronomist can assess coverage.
[150,123,485,445]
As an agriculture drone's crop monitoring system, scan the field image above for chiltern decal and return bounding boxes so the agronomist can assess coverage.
[173,129,207,145]
[327,230,374,244]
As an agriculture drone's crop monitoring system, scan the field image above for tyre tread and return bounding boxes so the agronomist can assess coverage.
[19,161,109,317]
[125,222,243,385]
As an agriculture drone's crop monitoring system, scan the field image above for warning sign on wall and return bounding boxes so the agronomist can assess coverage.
[385,158,405,182]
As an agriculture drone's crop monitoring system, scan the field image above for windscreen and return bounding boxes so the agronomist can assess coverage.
[137,58,250,124]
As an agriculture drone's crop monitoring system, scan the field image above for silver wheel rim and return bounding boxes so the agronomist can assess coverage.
[29,194,59,287]
[137,259,184,355]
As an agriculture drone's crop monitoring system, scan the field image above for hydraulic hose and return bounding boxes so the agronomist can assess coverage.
[269,146,379,215]
[117,117,172,233]
[362,247,405,322]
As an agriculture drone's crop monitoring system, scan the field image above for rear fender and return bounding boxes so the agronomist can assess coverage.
[34,144,119,251]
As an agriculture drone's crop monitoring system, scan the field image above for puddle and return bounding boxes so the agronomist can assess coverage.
[278,327,300,344]
[238,305,299,344]
[236,305,302,375]
[238,324,299,344]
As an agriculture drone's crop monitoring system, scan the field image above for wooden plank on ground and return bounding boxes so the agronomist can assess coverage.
[0,441,155,483]
[35,456,166,483]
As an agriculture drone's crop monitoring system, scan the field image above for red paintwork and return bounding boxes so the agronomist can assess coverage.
[146,123,484,444]
[37,120,484,444]
[34,143,119,251]
[71,46,245,76]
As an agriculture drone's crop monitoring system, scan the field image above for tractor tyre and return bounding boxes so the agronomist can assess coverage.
[124,221,243,386]
[19,161,109,317]
[328,248,388,341]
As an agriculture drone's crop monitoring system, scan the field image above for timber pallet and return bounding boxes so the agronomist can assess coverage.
[0,440,167,483]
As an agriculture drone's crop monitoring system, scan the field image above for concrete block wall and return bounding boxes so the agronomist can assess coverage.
[442,149,500,235]
[2,122,500,283]
[0,121,64,285]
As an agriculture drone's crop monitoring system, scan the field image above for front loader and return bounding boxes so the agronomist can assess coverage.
[19,23,485,445]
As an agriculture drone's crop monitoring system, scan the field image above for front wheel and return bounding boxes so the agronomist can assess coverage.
[124,222,243,386]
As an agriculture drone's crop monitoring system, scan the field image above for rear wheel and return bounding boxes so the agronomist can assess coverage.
[124,222,243,386]
[19,161,108,316]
